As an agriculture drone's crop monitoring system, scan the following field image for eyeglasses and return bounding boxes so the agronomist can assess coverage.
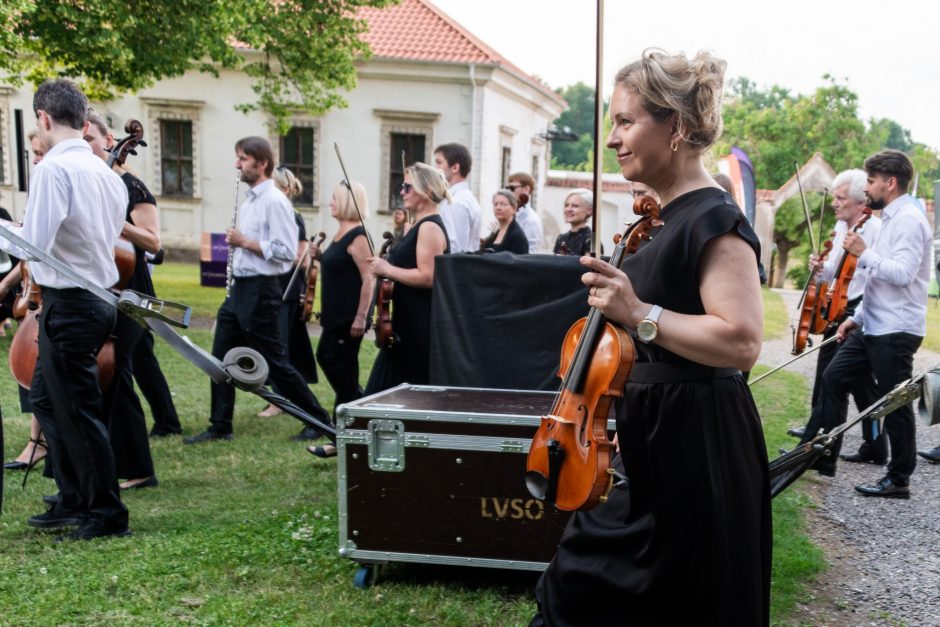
[505,184,521,191]
[401,182,413,193]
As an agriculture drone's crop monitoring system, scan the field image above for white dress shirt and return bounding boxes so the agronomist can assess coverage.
[438,180,482,253]
[515,204,543,254]
[817,215,883,302]
[851,194,931,337]
[0,138,127,289]
[232,179,298,277]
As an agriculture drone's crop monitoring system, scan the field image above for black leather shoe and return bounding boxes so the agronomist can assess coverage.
[786,426,806,439]
[55,519,131,542]
[839,451,888,465]
[43,494,60,506]
[4,460,29,471]
[289,426,323,441]
[27,506,85,529]
[855,476,910,499]
[183,430,233,445]
[917,446,940,463]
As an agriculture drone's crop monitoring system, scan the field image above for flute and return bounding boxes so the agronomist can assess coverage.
[225,170,241,297]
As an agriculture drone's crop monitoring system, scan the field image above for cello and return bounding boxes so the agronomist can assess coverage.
[6,119,147,390]
[526,195,661,511]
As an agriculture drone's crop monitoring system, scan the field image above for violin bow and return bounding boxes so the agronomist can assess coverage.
[793,160,818,253]
[590,0,605,258]
[815,187,829,252]
[334,142,375,256]
[401,149,415,226]
[748,335,839,386]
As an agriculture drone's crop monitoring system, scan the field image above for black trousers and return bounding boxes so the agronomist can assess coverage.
[808,299,880,453]
[208,275,330,434]
[132,329,181,435]
[30,288,127,528]
[805,330,922,483]
[316,322,364,418]
[105,312,155,479]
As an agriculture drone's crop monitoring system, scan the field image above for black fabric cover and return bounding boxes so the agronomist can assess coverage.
[429,252,589,391]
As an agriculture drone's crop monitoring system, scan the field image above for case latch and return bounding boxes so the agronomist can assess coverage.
[368,419,406,472]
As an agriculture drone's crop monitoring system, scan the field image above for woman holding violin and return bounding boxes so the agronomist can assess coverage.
[257,166,319,419]
[531,50,770,626]
[480,189,528,254]
[84,109,162,490]
[364,163,449,394]
[307,180,374,459]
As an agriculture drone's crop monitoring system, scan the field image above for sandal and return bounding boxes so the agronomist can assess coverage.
[4,438,47,471]
[307,444,337,459]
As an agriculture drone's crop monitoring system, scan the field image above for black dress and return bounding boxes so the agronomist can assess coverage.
[533,188,771,626]
[107,173,157,479]
[365,215,449,393]
[481,219,529,254]
[275,212,317,384]
[553,226,592,256]
[317,226,367,415]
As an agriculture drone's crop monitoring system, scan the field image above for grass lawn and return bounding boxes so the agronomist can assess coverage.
[0,267,821,624]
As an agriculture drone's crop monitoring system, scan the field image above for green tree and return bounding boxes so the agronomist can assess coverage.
[717,75,940,285]
[550,82,595,168]
[1,0,395,132]
[717,75,876,190]
[549,83,621,174]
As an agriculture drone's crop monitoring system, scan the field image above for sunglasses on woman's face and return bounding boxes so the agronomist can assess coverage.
[401,182,414,193]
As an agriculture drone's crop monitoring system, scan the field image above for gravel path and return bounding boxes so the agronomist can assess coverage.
[758,289,940,626]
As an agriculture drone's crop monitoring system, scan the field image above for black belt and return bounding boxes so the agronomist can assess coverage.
[233,274,278,283]
[628,362,741,384]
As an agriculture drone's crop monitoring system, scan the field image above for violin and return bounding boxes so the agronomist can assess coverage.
[526,195,662,511]
[373,231,396,349]
[821,208,873,324]
[301,232,326,322]
[792,237,833,356]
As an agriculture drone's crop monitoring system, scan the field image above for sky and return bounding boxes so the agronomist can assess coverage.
[433,0,940,153]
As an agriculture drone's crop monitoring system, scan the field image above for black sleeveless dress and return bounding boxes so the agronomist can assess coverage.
[365,215,449,393]
[533,188,771,626]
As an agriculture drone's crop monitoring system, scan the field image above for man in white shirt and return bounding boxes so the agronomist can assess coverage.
[507,172,543,253]
[0,80,130,540]
[793,170,882,463]
[433,143,481,253]
[810,151,930,497]
[185,137,332,445]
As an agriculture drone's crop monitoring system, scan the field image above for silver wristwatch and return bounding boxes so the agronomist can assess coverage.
[636,305,664,343]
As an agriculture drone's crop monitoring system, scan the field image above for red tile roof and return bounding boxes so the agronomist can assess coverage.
[359,0,563,104]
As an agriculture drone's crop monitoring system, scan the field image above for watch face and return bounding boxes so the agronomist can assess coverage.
[637,320,657,342]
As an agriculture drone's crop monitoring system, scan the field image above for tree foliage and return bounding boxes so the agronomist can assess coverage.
[0,0,395,132]
[717,75,940,199]
[549,83,621,174]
